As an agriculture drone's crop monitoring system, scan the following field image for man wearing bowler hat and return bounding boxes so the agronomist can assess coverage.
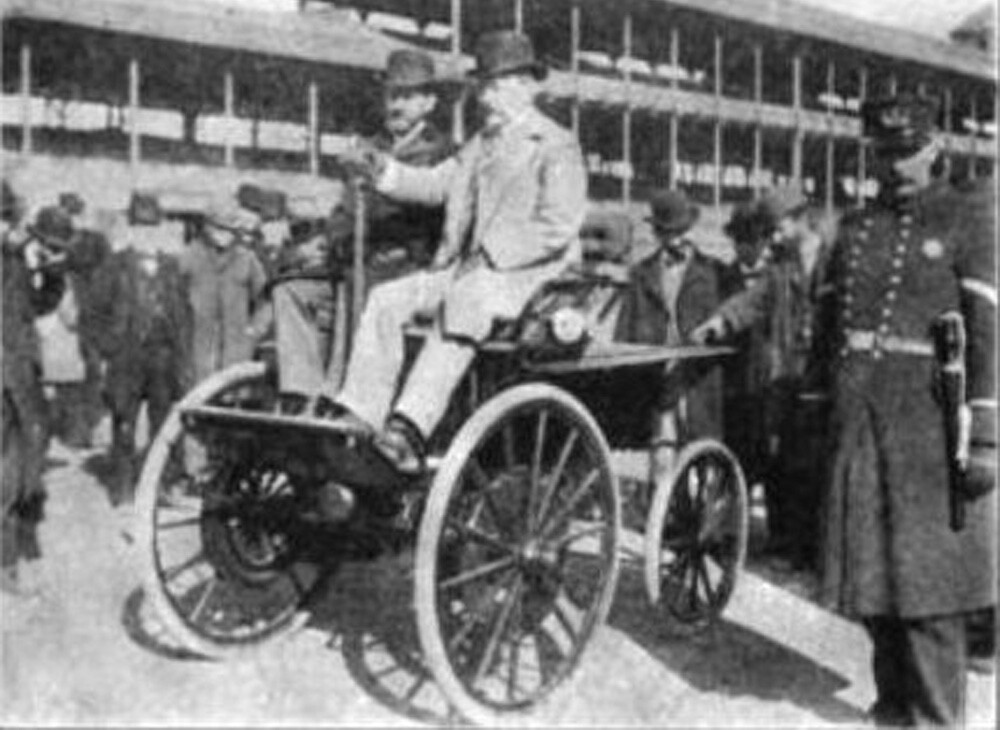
[614,188,737,445]
[271,49,456,408]
[320,30,586,477]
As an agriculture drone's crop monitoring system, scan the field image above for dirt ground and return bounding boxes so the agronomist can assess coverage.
[2,434,995,727]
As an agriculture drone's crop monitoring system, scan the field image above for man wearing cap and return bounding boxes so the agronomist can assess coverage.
[90,193,193,504]
[2,182,66,600]
[322,30,586,474]
[180,201,267,384]
[614,189,737,446]
[810,94,996,725]
[692,185,831,570]
[271,48,456,407]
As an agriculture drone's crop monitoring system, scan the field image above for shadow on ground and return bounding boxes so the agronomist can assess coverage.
[609,565,865,725]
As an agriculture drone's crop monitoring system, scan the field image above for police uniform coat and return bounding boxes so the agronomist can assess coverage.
[816,181,997,619]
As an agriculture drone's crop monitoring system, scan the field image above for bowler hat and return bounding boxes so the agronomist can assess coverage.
[205,200,259,233]
[470,30,547,81]
[28,206,74,249]
[861,93,940,151]
[646,189,700,234]
[759,185,809,221]
[383,49,442,91]
[128,192,163,226]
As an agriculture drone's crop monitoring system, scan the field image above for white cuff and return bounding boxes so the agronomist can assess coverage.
[375,158,401,194]
[961,278,998,307]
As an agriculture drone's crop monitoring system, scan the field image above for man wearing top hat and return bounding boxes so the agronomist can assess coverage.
[321,30,587,474]
[271,48,456,407]
[614,188,739,444]
[810,93,996,725]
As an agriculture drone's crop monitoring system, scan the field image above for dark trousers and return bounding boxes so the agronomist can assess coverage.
[2,384,49,568]
[864,614,967,727]
[49,344,104,449]
[106,343,184,503]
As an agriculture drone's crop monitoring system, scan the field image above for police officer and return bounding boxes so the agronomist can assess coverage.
[813,94,996,725]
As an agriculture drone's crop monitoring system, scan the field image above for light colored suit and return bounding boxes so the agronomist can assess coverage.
[335,108,587,437]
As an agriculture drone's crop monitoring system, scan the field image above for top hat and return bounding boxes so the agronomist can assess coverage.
[646,189,700,234]
[382,49,443,91]
[470,30,547,81]
[758,184,809,222]
[28,206,74,249]
[861,93,940,151]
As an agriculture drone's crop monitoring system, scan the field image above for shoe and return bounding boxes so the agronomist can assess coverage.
[373,416,425,475]
[278,393,310,416]
[315,482,356,523]
[313,395,346,419]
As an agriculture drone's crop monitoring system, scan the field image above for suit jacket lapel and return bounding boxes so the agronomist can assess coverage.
[636,252,669,312]
[474,115,542,237]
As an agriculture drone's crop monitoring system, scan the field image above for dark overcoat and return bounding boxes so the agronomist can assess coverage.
[614,248,740,440]
[816,180,997,618]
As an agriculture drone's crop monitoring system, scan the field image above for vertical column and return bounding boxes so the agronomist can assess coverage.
[308,80,319,175]
[752,42,763,194]
[668,25,679,189]
[451,0,464,143]
[967,95,978,181]
[128,57,141,168]
[888,72,898,96]
[856,66,868,208]
[19,44,32,155]
[713,31,723,210]
[514,0,524,33]
[825,60,835,212]
[791,51,803,185]
[570,0,581,135]
[224,70,235,167]
[622,12,633,206]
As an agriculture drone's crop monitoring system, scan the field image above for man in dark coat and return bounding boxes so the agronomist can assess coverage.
[614,189,740,444]
[91,211,193,505]
[2,181,66,597]
[811,94,996,725]
[271,48,455,405]
[693,185,832,570]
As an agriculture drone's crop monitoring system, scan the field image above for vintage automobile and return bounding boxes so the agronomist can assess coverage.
[132,210,749,725]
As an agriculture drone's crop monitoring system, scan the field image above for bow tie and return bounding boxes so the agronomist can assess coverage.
[661,246,689,267]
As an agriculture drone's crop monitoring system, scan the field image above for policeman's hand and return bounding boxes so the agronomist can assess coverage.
[428,247,458,272]
[962,404,997,499]
[339,137,388,183]
[690,315,727,345]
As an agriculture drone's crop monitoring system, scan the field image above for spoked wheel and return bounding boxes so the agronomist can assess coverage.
[135,362,323,659]
[643,439,748,631]
[415,383,621,725]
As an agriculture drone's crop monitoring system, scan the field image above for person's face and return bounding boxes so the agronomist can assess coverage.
[476,74,536,129]
[873,136,938,196]
[384,87,437,138]
[735,240,762,268]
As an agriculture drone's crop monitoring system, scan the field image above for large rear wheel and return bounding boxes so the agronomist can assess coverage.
[415,383,621,725]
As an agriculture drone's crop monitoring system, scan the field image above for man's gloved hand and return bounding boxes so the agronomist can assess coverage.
[689,314,727,345]
[338,137,388,184]
[962,403,997,499]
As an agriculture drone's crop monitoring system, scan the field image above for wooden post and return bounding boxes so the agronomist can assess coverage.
[622,12,633,206]
[856,66,868,208]
[514,0,523,33]
[308,81,319,175]
[224,70,235,167]
[19,44,32,155]
[713,32,723,211]
[570,0,580,135]
[668,26,679,189]
[791,51,802,184]
[669,26,679,91]
[968,95,978,181]
[752,42,763,194]
[825,60,836,212]
[888,72,898,96]
[128,57,141,167]
[668,113,678,190]
[351,179,367,335]
[451,0,464,143]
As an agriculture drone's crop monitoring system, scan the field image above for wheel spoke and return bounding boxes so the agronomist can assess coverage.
[502,422,517,469]
[447,609,481,653]
[535,429,579,531]
[189,577,219,624]
[473,575,523,687]
[541,468,600,539]
[439,556,517,591]
[548,521,607,551]
[527,409,549,532]
[156,515,203,531]
[163,550,209,585]
[696,555,717,607]
[446,518,517,556]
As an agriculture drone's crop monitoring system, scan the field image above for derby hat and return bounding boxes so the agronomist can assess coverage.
[382,49,443,91]
[28,206,74,249]
[58,192,85,216]
[646,189,700,234]
[470,30,547,81]
[758,184,809,221]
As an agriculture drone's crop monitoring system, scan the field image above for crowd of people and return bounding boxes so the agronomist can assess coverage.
[2,31,995,728]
